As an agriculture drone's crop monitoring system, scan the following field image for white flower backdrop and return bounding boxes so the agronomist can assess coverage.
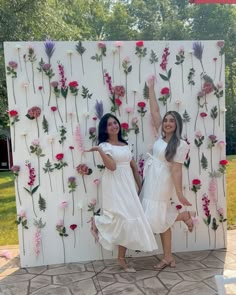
[4,40,226,268]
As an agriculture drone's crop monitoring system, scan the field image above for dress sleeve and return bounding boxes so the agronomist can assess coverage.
[173,140,190,164]
[99,142,112,156]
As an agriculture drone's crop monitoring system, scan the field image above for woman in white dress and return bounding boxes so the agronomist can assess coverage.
[141,76,195,270]
[85,113,158,272]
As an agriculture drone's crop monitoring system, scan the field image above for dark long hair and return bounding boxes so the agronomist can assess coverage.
[161,111,183,162]
[98,113,127,145]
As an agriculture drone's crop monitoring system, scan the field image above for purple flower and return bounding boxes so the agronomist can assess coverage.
[43,63,51,71]
[95,100,104,119]
[44,39,55,61]
[193,42,204,61]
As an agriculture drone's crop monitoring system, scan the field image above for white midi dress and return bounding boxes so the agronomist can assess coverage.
[95,142,158,252]
[141,137,189,234]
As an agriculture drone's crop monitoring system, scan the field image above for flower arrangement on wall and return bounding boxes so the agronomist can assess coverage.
[4,40,226,267]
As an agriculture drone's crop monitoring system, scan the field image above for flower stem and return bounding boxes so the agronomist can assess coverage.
[12,78,16,104]
[194,105,199,131]
[125,75,128,104]
[222,223,225,248]
[210,147,213,172]
[135,133,138,162]
[81,208,83,227]
[22,227,25,256]
[72,191,75,216]
[186,232,188,248]
[81,55,85,75]
[74,96,79,123]
[61,236,65,264]
[71,150,75,168]
[62,168,65,193]
[141,117,144,142]
[203,119,207,136]
[219,55,222,81]
[198,148,201,175]
[31,63,35,94]
[217,98,220,127]
[101,57,105,85]
[208,225,211,247]
[82,175,87,193]
[53,113,58,132]
[36,118,40,138]
[40,91,44,111]
[55,96,63,123]
[65,99,68,123]
[222,174,225,197]
[16,178,22,205]
[31,194,37,217]
[24,135,31,156]
[69,55,72,76]
[48,79,52,106]
[13,125,15,152]
[195,193,198,216]
[24,60,30,82]
[37,156,40,185]
[181,63,184,93]
[48,172,53,192]
[214,231,216,248]
[195,227,197,243]
[17,49,22,72]
[139,57,141,84]
[74,231,76,248]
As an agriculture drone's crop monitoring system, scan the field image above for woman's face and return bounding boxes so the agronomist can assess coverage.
[162,114,176,135]
[106,117,120,136]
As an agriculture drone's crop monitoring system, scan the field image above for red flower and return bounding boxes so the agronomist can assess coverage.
[200,112,207,118]
[70,224,77,230]
[176,205,182,210]
[38,86,43,91]
[27,106,41,118]
[115,98,122,106]
[56,153,64,161]
[9,110,18,117]
[121,122,129,130]
[93,117,97,121]
[69,81,78,88]
[213,57,217,61]
[114,85,125,97]
[203,82,214,95]
[136,40,144,47]
[98,41,106,48]
[69,146,74,150]
[160,87,170,95]
[192,179,201,185]
[219,159,228,166]
[137,101,146,108]
[51,106,57,112]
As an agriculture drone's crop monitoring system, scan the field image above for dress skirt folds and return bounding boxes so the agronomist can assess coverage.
[95,142,158,252]
[141,137,190,234]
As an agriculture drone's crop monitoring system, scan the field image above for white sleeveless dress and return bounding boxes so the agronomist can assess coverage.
[141,137,189,234]
[95,142,158,252]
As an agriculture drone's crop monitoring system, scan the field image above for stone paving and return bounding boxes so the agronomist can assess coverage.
[0,230,236,295]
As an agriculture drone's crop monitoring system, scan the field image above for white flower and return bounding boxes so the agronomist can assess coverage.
[21,131,28,136]
[175,99,181,105]
[22,82,29,88]
[83,111,90,118]
[15,44,22,50]
[112,48,118,54]
[221,108,227,113]
[67,50,73,55]
[48,135,55,143]
[188,49,194,54]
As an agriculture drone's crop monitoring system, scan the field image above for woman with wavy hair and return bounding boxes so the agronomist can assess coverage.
[85,113,157,272]
[141,76,195,270]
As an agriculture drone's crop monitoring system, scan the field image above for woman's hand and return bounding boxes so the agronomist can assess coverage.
[178,195,192,206]
[84,146,99,152]
[147,75,156,89]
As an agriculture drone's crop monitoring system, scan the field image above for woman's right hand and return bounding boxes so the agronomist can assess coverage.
[178,195,192,207]
[147,75,156,89]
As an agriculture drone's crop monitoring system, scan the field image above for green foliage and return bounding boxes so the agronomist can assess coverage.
[42,115,49,134]
[38,193,46,212]
[201,153,208,170]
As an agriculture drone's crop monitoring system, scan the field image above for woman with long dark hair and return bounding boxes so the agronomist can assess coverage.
[85,113,157,272]
[141,76,195,270]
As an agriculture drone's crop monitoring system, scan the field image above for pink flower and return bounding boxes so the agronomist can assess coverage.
[38,86,43,91]
[0,250,12,260]
[57,219,64,227]
[98,41,106,48]
[59,201,68,209]
[213,57,217,62]
[217,41,224,48]
[217,82,223,89]
[20,210,26,218]
[69,146,74,150]
[50,81,58,88]
[217,208,224,216]
[27,107,41,118]
[125,107,133,114]
[195,131,203,138]
[93,178,100,185]
[131,117,138,124]
[8,61,18,69]
[115,41,124,47]
[137,101,146,108]
[32,139,40,146]
[90,199,97,206]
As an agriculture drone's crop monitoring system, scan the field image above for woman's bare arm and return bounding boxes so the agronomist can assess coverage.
[148,76,162,133]
[84,146,116,171]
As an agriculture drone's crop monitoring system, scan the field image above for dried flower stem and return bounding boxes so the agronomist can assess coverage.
[53,113,58,132]
[31,63,36,94]
[36,117,40,138]
[72,191,75,216]
[194,193,199,216]
[22,227,25,255]
[16,178,22,205]
[24,59,30,82]
[73,231,76,248]
[17,49,22,72]
[82,175,87,193]
[55,97,63,123]
[61,236,66,263]
[12,79,16,104]
[74,96,79,123]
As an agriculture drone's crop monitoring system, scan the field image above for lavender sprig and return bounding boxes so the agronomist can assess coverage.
[44,39,55,64]
[95,100,104,120]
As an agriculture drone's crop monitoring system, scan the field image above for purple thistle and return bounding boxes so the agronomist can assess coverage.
[95,100,104,119]
[44,39,55,63]
[193,41,205,72]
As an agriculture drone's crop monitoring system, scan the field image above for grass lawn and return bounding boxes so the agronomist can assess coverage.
[0,155,236,246]
[0,171,18,246]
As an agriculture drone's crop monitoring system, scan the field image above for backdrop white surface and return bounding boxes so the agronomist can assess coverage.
[4,40,226,267]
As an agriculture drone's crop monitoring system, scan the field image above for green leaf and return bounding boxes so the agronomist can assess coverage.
[159,73,169,81]
[167,68,172,79]
[32,185,40,195]
[38,193,46,212]
[201,153,208,170]
[42,115,49,134]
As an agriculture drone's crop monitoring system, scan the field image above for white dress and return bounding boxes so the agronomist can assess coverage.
[95,142,158,252]
[141,137,189,234]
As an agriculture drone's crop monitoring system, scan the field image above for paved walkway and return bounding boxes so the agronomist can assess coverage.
[0,230,236,295]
